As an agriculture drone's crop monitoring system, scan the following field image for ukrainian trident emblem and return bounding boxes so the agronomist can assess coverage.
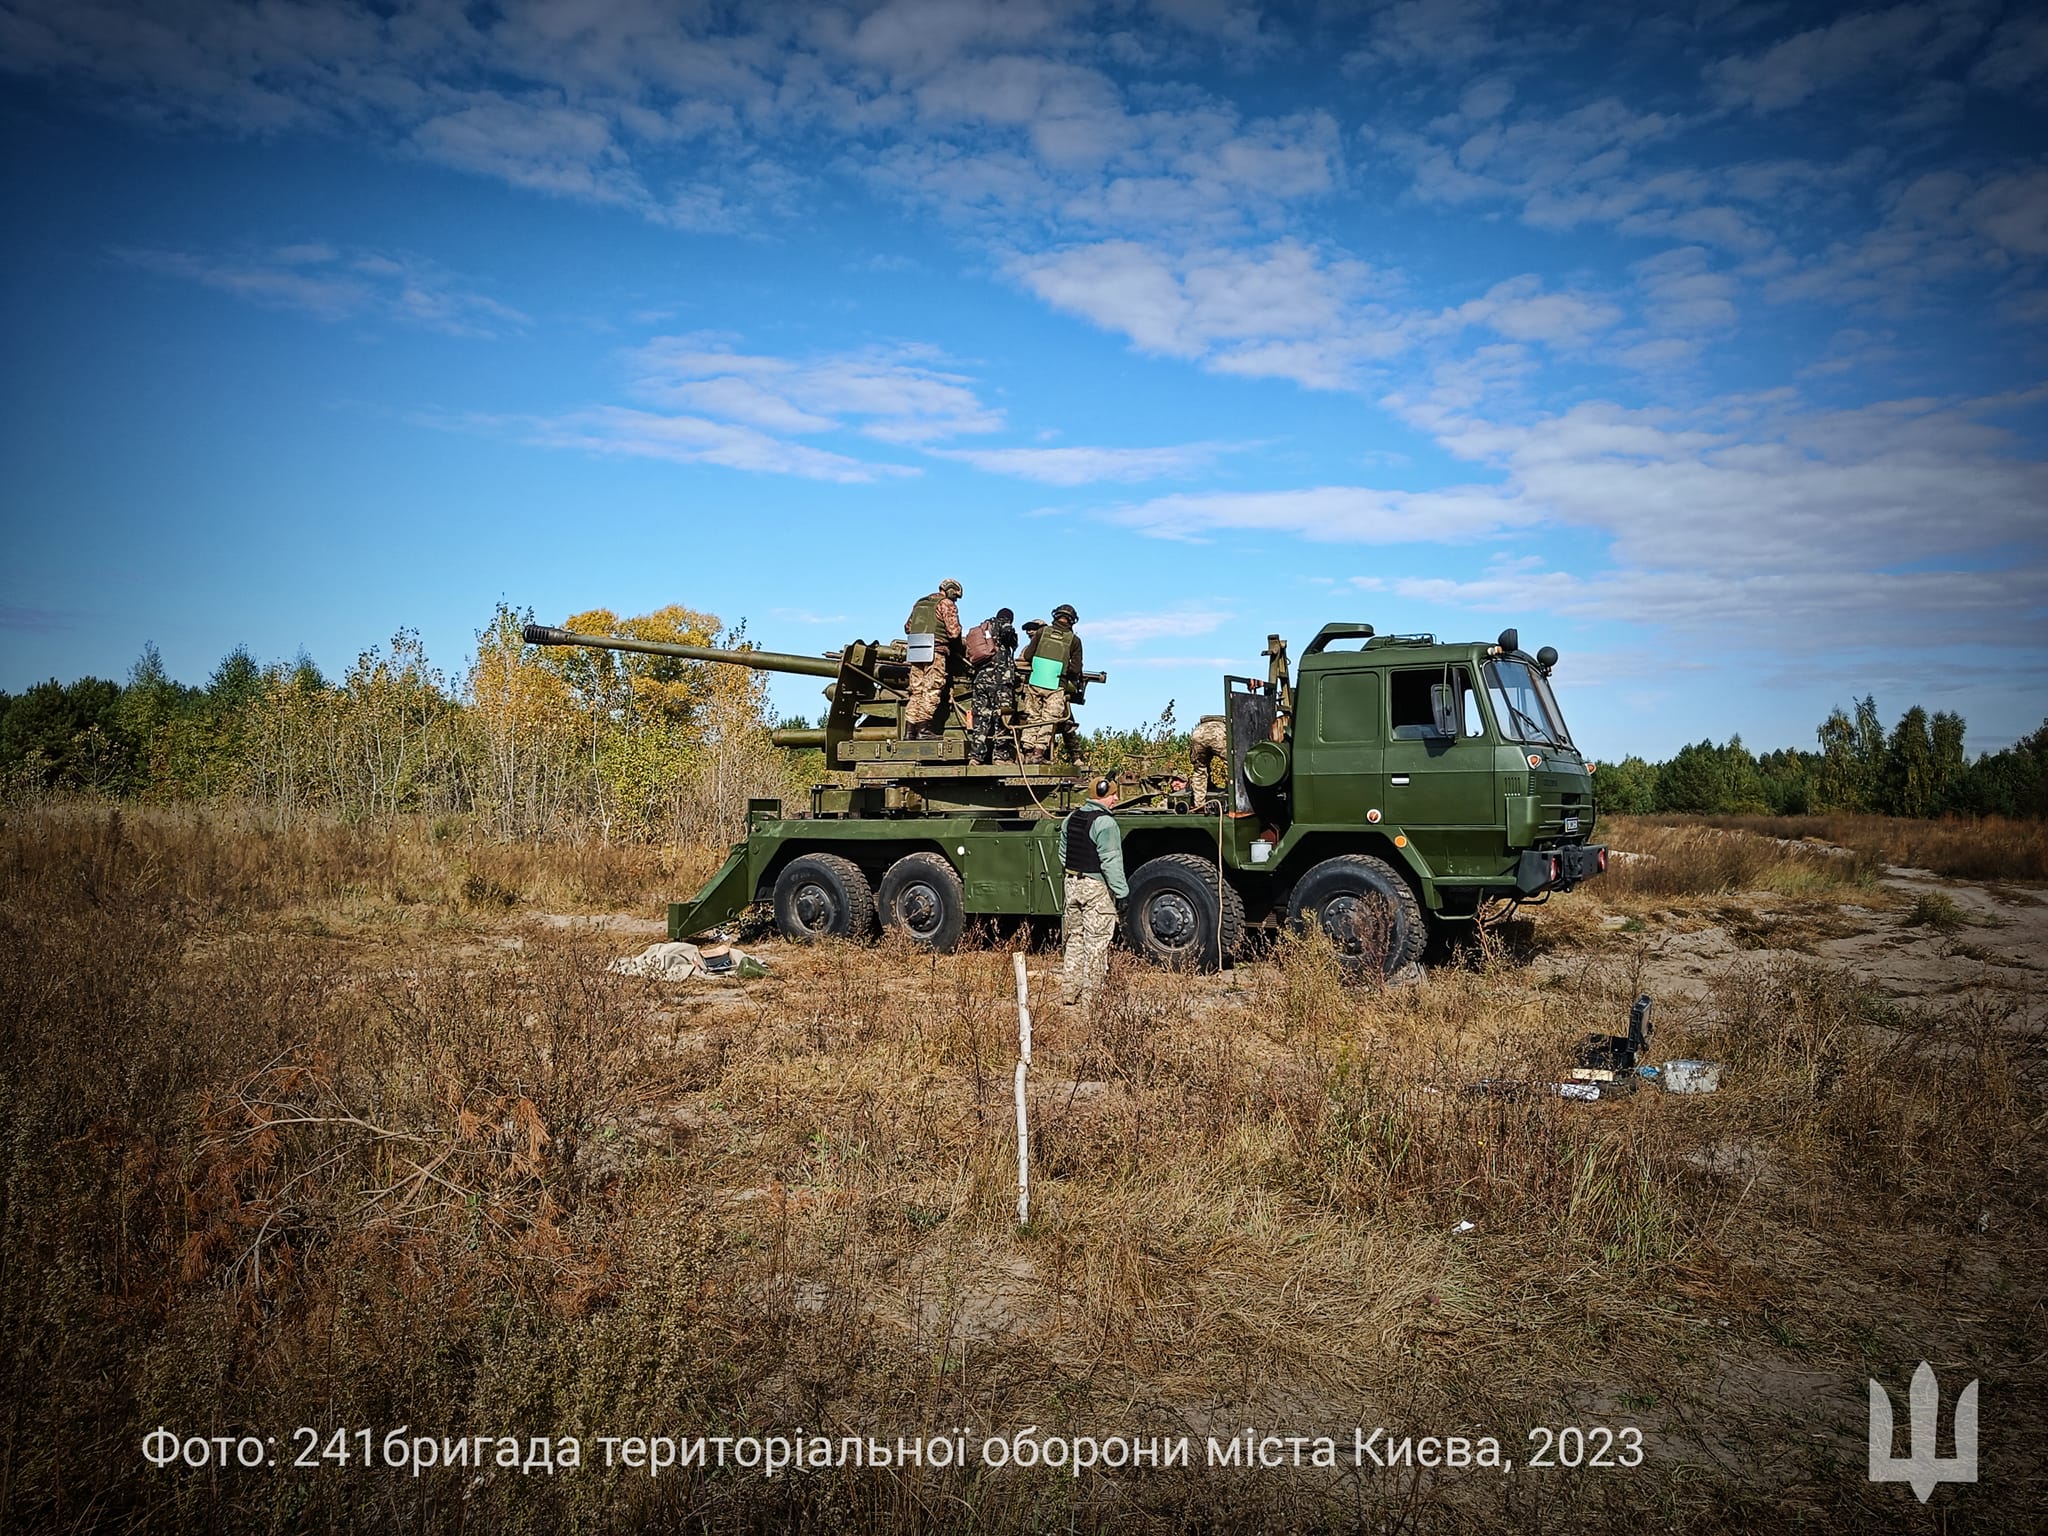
[1868,1362,1978,1501]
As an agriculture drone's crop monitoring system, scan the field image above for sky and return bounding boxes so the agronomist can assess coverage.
[1,0,2044,761]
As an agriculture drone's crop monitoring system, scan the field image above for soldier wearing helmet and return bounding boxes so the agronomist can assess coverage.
[1017,603,1084,763]
[903,578,965,739]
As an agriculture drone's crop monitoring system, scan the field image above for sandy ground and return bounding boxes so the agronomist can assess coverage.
[1576,864,2045,1008]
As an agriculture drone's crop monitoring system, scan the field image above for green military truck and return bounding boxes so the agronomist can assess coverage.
[522,620,1605,978]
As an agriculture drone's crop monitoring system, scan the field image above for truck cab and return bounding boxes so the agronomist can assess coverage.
[1280,626,1603,917]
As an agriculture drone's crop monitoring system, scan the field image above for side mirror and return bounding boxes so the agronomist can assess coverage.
[1429,683,1459,738]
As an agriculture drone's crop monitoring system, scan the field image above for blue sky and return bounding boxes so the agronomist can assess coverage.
[2,0,2044,760]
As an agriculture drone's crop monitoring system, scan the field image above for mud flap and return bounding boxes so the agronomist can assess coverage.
[669,844,756,939]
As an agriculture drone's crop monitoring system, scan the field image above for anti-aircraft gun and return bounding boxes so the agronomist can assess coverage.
[522,618,1608,978]
[519,623,1105,817]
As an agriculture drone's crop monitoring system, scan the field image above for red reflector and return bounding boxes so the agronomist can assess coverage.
[1597,848,1608,872]
[1548,858,1560,882]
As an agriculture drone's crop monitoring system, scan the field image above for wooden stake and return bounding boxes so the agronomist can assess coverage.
[1013,951,1032,1225]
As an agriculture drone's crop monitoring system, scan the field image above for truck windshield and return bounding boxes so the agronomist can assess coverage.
[1485,659,1570,747]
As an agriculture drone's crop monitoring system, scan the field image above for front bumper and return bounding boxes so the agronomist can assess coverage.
[1515,843,1608,895]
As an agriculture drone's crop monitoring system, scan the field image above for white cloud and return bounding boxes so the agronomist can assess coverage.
[1438,274,1622,348]
[410,96,648,208]
[443,331,1012,479]
[1962,169,2048,259]
[1081,607,1233,646]
[1105,483,1528,543]
[1972,13,2048,92]
[1383,558,2046,653]
[1705,5,1968,114]
[1085,382,2048,657]
[118,243,528,335]
[1105,654,1244,669]
[1388,94,1791,259]
[1799,326,1899,377]
[1632,247,1738,332]
[628,337,1004,443]
[1352,0,1506,70]
[1385,388,2048,649]
[1142,0,1288,59]
[1613,337,1702,372]
[926,441,1243,484]
[1009,238,1402,387]
[482,406,919,483]
[1767,167,2048,312]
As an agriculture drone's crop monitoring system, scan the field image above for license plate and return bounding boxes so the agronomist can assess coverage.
[1563,817,1580,833]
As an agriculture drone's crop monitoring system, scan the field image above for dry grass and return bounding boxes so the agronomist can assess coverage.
[1667,812,2048,884]
[1600,817,1888,901]
[1,807,2042,1533]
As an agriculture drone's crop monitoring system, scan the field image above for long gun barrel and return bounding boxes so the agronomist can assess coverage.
[522,623,841,679]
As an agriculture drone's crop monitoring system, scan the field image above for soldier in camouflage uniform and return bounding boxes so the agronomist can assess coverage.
[903,578,964,738]
[1017,604,1082,763]
[1189,714,1228,805]
[966,607,1017,764]
[1060,777,1127,1007]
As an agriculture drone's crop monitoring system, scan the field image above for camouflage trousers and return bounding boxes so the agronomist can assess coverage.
[1060,875,1118,1006]
[1017,682,1070,758]
[968,662,1013,763]
[905,660,948,732]
[1190,715,1228,802]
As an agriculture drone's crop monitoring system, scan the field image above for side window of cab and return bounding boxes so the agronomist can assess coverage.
[1388,667,1484,739]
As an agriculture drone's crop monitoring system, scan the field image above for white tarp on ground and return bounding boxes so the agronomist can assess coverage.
[608,941,766,981]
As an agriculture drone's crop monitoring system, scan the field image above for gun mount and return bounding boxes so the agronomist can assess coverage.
[521,622,1103,816]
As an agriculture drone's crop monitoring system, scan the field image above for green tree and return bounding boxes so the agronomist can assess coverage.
[207,646,263,712]
[1656,740,1728,814]
[1854,696,1886,805]
[0,677,136,791]
[1953,720,2048,819]
[1756,747,1814,814]
[1814,706,1862,810]
[1929,711,1966,812]
[1718,735,1768,813]
[1593,755,1657,814]
[1881,706,1938,818]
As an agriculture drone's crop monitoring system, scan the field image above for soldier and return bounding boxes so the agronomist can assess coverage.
[963,606,1018,764]
[1017,603,1083,763]
[1060,776,1128,1007]
[903,578,964,738]
[1189,713,1228,806]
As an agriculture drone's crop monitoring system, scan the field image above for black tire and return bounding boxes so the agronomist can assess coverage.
[771,853,875,942]
[1285,854,1425,982]
[1125,853,1247,971]
[876,851,966,952]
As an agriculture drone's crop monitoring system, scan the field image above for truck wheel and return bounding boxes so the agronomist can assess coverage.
[1126,853,1246,971]
[771,854,875,943]
[1285,854,1425,981]
[877,852,966,952]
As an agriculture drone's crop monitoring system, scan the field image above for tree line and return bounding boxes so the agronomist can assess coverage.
[1592,698,2048,819]
[0,604,808,844]
[4,620,2043,832]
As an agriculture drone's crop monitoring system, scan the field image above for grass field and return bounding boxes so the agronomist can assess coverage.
[1,807,2041,1531]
